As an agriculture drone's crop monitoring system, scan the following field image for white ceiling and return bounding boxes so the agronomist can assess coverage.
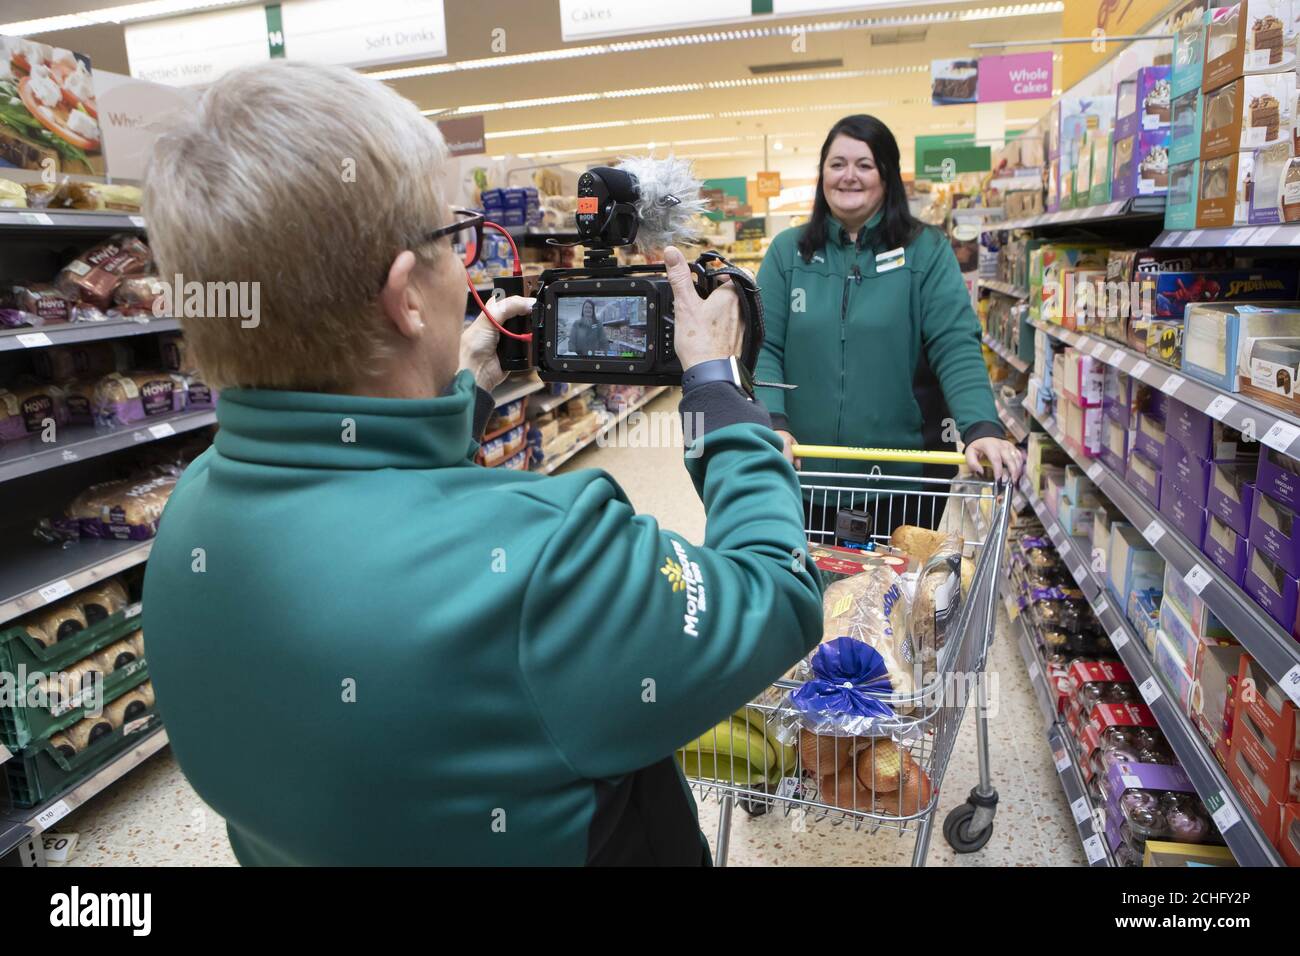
[16,0,1065,179]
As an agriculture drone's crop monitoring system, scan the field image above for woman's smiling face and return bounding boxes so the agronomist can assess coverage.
[822,134,884,226]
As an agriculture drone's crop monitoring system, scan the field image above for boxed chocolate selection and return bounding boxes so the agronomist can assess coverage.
[1250,139,1295,223]
[1196,149,1252,227]
[1201,71,1295,158]
[1171,88,1206,165]
[1202,0,1296,92]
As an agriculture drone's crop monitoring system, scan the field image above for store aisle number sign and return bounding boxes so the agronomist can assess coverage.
[125,0,447,86]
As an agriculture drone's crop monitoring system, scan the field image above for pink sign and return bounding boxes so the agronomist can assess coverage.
[977,52,1053,103]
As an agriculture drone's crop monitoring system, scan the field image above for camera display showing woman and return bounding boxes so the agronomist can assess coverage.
[569,299,608,355]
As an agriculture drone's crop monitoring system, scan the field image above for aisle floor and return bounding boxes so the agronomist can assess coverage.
[56,391,1084,867]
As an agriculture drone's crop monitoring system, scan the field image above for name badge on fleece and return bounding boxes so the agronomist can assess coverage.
[875,247,906,273]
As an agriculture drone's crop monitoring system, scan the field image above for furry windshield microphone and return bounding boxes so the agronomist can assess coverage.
[615,155,709,251]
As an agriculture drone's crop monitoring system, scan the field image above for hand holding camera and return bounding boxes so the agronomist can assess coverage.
[662,245,743,370]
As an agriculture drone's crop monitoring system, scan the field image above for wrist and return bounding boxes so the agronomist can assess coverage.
[681,356,753,398]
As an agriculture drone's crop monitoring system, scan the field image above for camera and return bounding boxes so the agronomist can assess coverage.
[492,164,764,386]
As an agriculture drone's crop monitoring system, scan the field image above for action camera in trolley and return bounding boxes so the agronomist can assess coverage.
[485,159,766,387]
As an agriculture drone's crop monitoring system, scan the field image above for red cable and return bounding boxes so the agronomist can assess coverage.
[467,219,532,341]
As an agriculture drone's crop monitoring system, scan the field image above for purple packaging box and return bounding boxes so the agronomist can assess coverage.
[1249,488,1300,577]
[1164,396,1256,460]
[1203,512,1249,585]
[1256,446,1300,512]
[1112,127,1172,201]
[1208,461,1256,537]
[1105,760,1195,802]
[1162,438,1213,506]
[1101,431,1129,474]
[1127,447,1162,509]
[1243,545,1300,637]
[1161,484,1208,544]
[1133,411,1166,463]
[1115,66,1173,140]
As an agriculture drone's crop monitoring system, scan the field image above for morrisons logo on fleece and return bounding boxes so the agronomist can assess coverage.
[663,540,707,637]
[49,886,151,936]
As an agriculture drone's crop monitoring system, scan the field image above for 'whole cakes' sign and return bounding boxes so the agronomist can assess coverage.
[977,52,1054,103]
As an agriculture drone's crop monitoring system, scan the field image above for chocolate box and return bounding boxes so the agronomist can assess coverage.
[1162,479,1210,544]
[1171,88,1206,165]
[1201,70,1296,158]
[1183,302,1300,391]
[1126,446,1164,508]
[1166,159,1202,230]
[1208,460,1257,534]
[1235,653,1300,759]
[1242,543,1300,633]
[1162,437,1214,504]
[1166,396,1258,459]
[1250,485,1300,573]
[1203,0,1297,92]
[1134,411,1168,462]
[1255,444,1300,509]
[1204,510,1251,581]
[1113,128,1173,200]
[1195,149,1253,227]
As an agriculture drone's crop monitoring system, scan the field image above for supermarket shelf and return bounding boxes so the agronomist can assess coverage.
[0,209,146,234]
[0,532,153,628]
[0,726,169,859]
[978,279,1028,299]
[0,408,216,485]
[1032,318,1300,462]
[994,394,1029,442]
[491,373,544,408]
[0,316,180,353]
[1018,438,1286,866]
[536,386,668,475]
[996,196,1165,232]
[1007,600,1112,866]
[530,382,594,415]
[1153,222,1300,249]
[981,334,1029,374]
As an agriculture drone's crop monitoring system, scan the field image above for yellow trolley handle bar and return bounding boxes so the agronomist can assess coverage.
[790,444,967,466]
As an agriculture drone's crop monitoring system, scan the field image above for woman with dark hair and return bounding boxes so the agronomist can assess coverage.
[570,298,608,355]
[755,114,1021,534]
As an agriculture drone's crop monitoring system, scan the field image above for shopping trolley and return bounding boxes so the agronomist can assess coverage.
[678,446,1012,866]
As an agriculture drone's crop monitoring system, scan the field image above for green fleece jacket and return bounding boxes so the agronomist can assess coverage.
[142,372,823,865]
[755,213,1001,479]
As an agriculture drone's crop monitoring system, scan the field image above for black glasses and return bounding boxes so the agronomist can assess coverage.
[426,208,485,267]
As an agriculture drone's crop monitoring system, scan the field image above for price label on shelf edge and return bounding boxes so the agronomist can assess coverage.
[1083,834,1106,864]
[1262,420,1300,453]
[1086,462,1103,481]
[148,422,176,440]
[1184,564,1213,595]
[16,332,52,348]
[18,211,53,226]
[1071,796,1090,824]
[38,580,72,604]
[1110,628,1129,650]
[1058,539,1072,555]
[1130,360,1151,379]
[1180,229,1203,247]
[1228,227,1257,246]
[1139,676,1163,705]
[1094,597,1109,616]
[1055,751,1071,773]
[1161,374,1185,396]
[1281,664,1300,707]
[1205,395,1237,421]
[35,800,71,831]
[1110,348,1126,366]
[1142,520,1166,546]
[1209,793,1242,833]
[1253,225,1280,246]
[129,215,146,229]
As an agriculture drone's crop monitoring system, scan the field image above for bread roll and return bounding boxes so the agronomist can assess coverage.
[799,729,855,776]
[93,638,138,672]
[124,629,144,659]
[889,525,957,564]
[21,602,87,646]
[135,680,154,708]
[48,732,77,760]
[66,714,114,750]
[104,689,149,727]
[854,739,904,793]
[78,579,128,624]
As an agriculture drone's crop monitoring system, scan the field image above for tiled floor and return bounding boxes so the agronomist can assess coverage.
[55,390,1083,867]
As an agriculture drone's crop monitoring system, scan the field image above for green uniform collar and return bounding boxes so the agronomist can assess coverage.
[825,208,884,249]
[214,369,480,470]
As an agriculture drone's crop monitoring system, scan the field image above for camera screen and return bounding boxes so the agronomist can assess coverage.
[555,296,649,359]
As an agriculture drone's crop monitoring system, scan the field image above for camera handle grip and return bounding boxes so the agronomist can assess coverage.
[690,253,765,374]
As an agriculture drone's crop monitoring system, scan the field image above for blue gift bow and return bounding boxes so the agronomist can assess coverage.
[789,636,896,722]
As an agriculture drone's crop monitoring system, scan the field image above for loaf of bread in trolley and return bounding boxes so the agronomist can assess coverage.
[0,383,67,442]
[911,534,965,674]
[91,371,187,427]
[63,475,177,540]
[78,578,129,624]
[820,565,915,697]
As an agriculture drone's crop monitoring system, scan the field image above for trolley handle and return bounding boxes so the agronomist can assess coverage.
[790,444,966,466]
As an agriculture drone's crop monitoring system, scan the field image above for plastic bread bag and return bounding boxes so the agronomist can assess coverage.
[784,637,897,737]
[910,533,963,676]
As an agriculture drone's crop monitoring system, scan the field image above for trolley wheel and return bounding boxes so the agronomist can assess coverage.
[739,796,768,817]
[943,801,993,853]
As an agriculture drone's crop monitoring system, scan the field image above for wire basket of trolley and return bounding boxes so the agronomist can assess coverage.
[676,445,1013,866]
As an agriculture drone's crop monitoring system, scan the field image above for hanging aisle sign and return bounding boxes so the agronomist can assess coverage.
[125,0,447,87]
[977,52,1053,102]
